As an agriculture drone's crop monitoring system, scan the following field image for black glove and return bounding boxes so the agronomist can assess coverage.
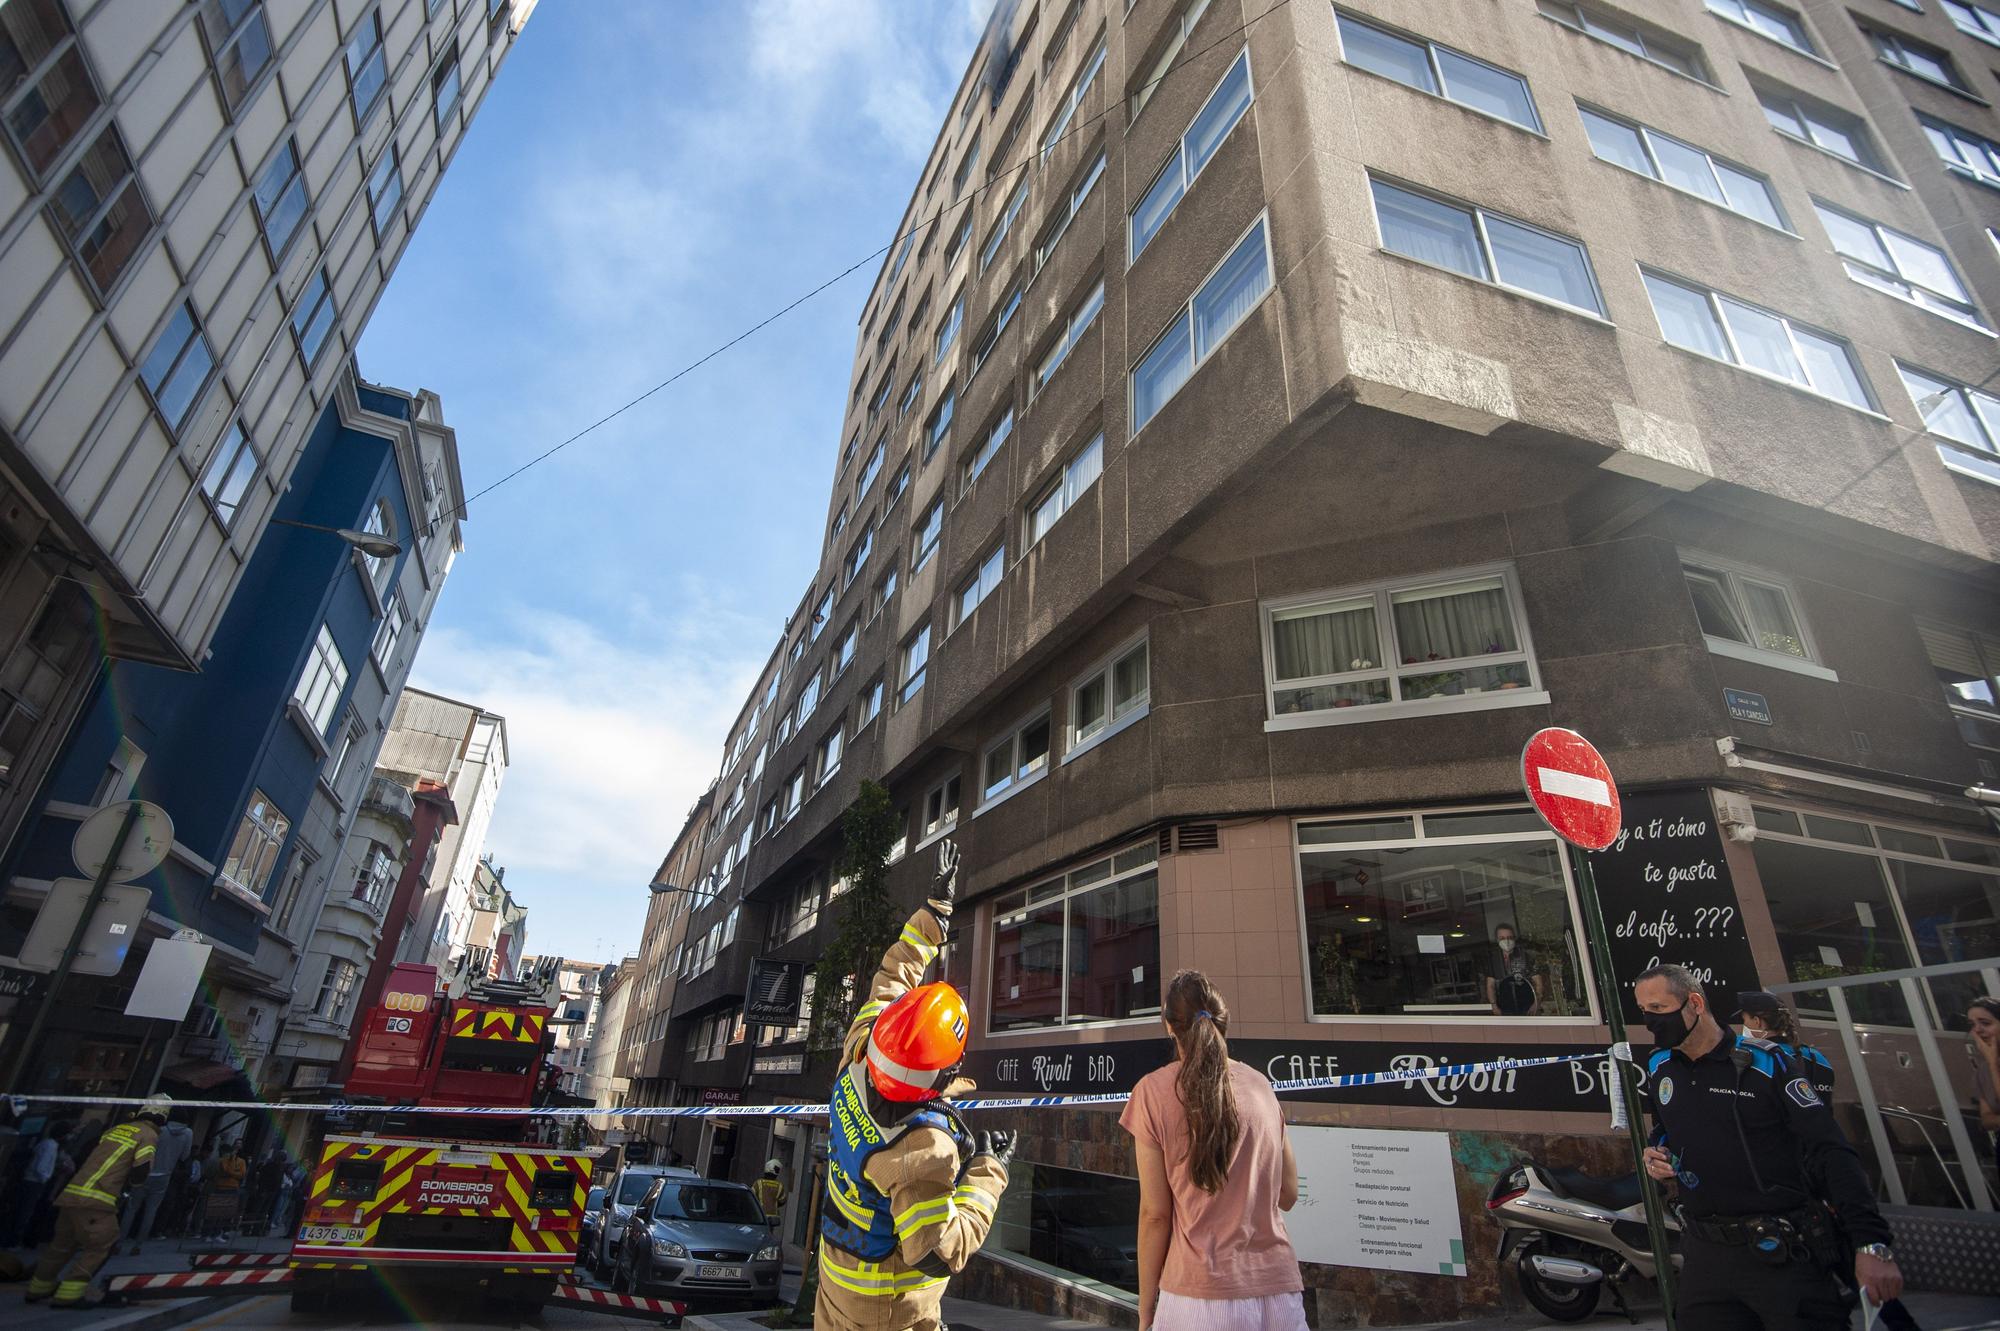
[928,839,960,913]
[973,1130,1013,1167]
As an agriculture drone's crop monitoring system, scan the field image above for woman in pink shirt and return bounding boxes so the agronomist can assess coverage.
[1119,970,1305,1331]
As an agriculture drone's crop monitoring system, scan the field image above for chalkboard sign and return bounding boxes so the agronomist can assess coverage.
[1584,787,1762,1022]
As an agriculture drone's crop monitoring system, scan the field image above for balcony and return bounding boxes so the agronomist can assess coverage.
[360,775,415,826]
[668,935,758,1020]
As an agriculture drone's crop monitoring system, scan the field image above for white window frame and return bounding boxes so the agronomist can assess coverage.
[1035,151,1106,275]
[899,623,932,707]
[1335,10,1544,133]
[1680,552,1836,680]
[1534,1,1713,84]
[1259,562,1551,732]
[1759,87,1889,177]
[1944,0,2000,45]
[813,725,843,791]
[988,838,1162,1035]
[872,564,900,622]
[1132,0,1213,117]
[1813,198,1989,332]
[1035,277,1104,391]
[925,388,955,461]
[1041,33,1107,161]
[1867,24,1973,92]
[1132,213,1278,433]
[1577,103,1791,232]
[934,292,964,365]
[1640,267,1878,413]
[1026,434,1103,548]
[200,422,259,530]
[315,958,360,1022]
[844,523,873,588]
[856,673,885,729]
[1918,112,2000,189]
[1130,47,1253,261]
[962,409,1013,496]
[913,499,943,571]
[833,620,858,677]
[1368,180,1606,321]
[1064,632,1150,763]
[219,788,290,900]
[292,624,349,739]
[976,707,1052,814]
[1705,0,1817,56]
[981,176,1029,274]
[858,439,885,496]
[919,772,962,847]
[372,593,406,668]
[1896,361,2000,486]
[971,284,1023,374]
[951,545,1005,632]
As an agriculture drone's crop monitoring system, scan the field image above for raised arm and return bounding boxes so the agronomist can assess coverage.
[842,840,959,1066]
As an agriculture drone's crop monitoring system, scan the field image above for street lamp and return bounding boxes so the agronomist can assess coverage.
[268,517,403,560]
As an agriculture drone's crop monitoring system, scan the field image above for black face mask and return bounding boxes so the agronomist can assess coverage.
[1643,996,1696,1048]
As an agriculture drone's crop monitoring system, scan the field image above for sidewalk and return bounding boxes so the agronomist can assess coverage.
[3,1232,293,1331]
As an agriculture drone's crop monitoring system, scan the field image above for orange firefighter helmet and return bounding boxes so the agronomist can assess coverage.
[865,982,969,1102]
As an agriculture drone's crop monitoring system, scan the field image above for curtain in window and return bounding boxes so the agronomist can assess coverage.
[1391,581,1515,661]
[1272,600,1377,679]
[1373,183,1481,277]
[1193,222,1271,355]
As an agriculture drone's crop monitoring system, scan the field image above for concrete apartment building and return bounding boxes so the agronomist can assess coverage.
[0,0,529,866]
[619,787,717,1161]
[645,0,2000,1320]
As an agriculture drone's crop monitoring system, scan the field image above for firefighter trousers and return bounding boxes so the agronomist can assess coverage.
[29,1207,120,1303]
[814,1279,948,1331]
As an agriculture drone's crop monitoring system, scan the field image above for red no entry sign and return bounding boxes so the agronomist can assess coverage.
[1521,728,1622,851]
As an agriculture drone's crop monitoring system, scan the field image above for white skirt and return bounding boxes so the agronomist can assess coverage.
[1154,1289,1310,1331]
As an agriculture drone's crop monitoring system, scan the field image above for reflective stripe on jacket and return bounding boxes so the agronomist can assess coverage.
[60,1120,158,1211]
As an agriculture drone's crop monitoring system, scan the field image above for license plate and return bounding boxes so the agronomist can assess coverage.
[299,1225,366,1244]
[697,1264,740,1280]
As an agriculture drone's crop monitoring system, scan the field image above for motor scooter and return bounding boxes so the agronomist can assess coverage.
[1485,1160,1681,1323]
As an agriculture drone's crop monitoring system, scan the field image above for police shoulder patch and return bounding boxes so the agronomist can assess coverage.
[1785,1077,1821,1108]
[1657,1075,1674,1105]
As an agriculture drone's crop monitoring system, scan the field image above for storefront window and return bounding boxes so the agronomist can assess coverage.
[990,842,1160,1032]
[1750,804,2000,1030]
[988,1161,1139,1296]
[1297,808,1591,1019]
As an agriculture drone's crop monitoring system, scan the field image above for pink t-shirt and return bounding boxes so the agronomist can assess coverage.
[1119,1059,1302,1300]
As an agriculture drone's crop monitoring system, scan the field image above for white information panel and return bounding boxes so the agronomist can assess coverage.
[1288,1125,1467,1277]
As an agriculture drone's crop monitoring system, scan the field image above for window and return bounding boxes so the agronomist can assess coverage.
[829,504,849,545]
[877,300,903,358]
[795,672,822,727]
[886,811,910,864]
[431,40,462,128]
[1035,151,1105,273]
[814,725,844,788]
[991,841,1159,1030]
[963,409,1013,493]
[923,773,962,839]
[355,843,396,911]
[858,439,886,495]
[1044,0,1082,71]
[1535,1,1709,81]
[1920,113,2000,187]
[1042,34,1106,160]
[899,372,923,419]
[0,0,100,179]
[769,876,822,946]
[1899,362,2000,482]
[1297,809,1592,1019]
[198,0,274,112]
[887,224,917,287]
[981,710,1050,806]
[367,144,403,237]
[843,523,873,587]
[253,142,310,259]
[220,789,290,897]
[1867,25,1971,90]
[291,267,338,368]
[1758,87,1884,173]
[1132,48,1252,259]
[981,177,1029,275]
[138,303,216,437]
[1070,636,1148,753]
[885,460,911,507]
[1681,557,1824,669]
[971,284,1023,371]
[1578,106,1786,229]
[1918,622,2000,754]
[833,620,858,676]
[873,564,899,619]
[934,293,964,364]
[49,127,152,296]
[1133,216,1275,430]
[1263,566,1543,724]
[1036,279,1104,389]
[1027,434,1103,546]
[900,623,932,705]
[926,389,955,462]
[1336,12,1541,132]
[868,374,894,419]
[1705,0,1815,54]
[1641,270,1873,410]
[315,959,359,1022]
[345,10,388,120]
[953,140,980,198]
[1944,0,2000,44]
[1370,181,1603,317]
[200,423,257,527]
[1133,0,1213,115]
[1814,201,1985,329]
[857,674,884,728]
[913,499,943,570]
[783,767,806,820]
[988,96,1033,184]
[953,546,1004,630]
[293,625,349,737]
[374,594,407,666]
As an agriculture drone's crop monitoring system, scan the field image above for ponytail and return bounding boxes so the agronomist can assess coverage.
[1165,969,1239,1195]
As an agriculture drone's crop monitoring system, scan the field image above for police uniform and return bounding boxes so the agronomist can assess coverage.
[815,904,1008,1331]
[1645,1033,1891,1330]
[28,1116,159,1305]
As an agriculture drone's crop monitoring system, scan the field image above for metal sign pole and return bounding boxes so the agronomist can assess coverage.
[3,801,142,1093]
[1572,845,1678,1326]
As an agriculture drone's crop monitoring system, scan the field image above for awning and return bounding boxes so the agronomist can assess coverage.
[162,1059,245,1091]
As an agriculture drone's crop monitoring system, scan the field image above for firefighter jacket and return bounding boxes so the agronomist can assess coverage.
[58,1119,158,1213]
[753,1173,786,1220]
[816,903,1008,1326]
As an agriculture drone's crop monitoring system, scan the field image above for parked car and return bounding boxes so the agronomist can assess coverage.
[591,1164,696,1277]
[615,1175,782,1310]
[577,1187,606,1268]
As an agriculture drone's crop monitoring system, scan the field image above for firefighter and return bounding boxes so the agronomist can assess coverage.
[754,1157,787,1222]
[27,1094,172,1309]
[816,839,1011,1331]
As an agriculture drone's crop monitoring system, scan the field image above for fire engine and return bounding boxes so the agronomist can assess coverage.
[289,951,595,1313]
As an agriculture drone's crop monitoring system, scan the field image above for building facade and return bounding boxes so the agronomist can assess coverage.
[0,0,528,869]
[585,954,637,1141]
[644,0,2000,1322]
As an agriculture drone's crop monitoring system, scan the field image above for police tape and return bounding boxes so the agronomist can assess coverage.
[5,1050,1600,1118]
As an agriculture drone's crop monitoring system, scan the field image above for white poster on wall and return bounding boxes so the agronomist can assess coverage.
[1287,1125,1467,1277]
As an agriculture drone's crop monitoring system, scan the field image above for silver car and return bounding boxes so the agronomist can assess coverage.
[593,1164,696,1276]
[615,1176,782,1309]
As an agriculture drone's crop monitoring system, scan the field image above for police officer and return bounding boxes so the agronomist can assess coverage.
[1638,965,1901,1329]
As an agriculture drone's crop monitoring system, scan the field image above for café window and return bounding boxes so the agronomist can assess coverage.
[1296,808,1593,1020]
[1749,804,2000,1030]
[988,1161,1140,1297]
[1261,564,1544,728]
[990,840,1160,1032]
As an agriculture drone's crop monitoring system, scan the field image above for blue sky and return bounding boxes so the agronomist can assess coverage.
[358,2,987,965]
